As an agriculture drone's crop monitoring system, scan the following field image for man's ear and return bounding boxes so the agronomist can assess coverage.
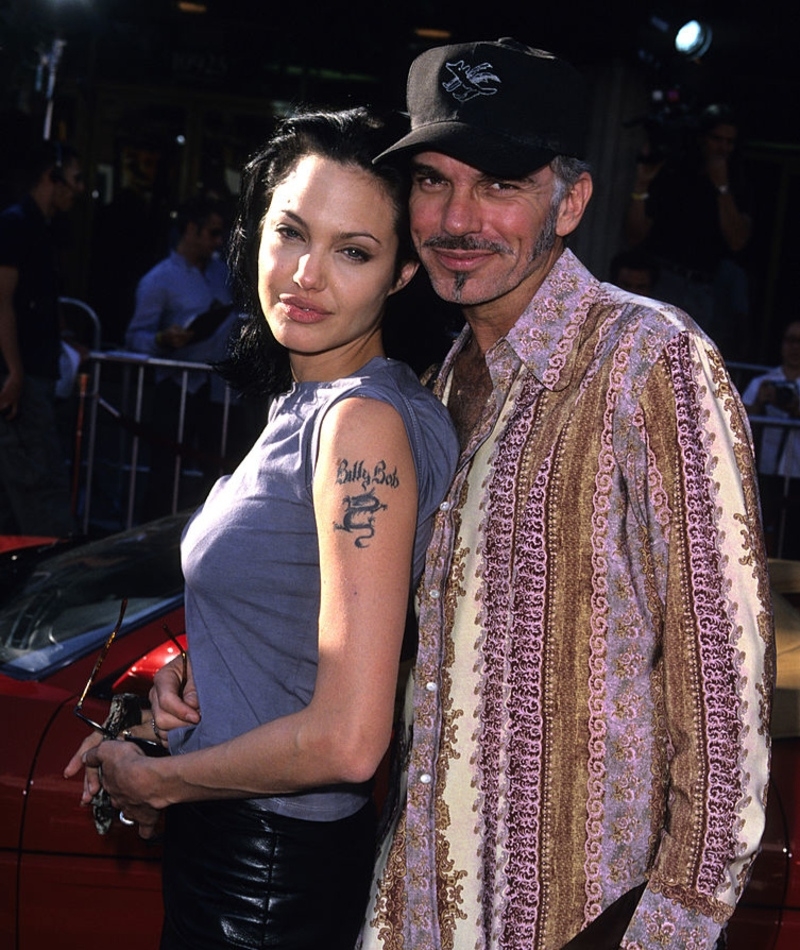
[556,173,593,238]
[389,259,419,296]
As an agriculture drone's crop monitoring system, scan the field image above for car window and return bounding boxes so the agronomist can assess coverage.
[0,513,189,679]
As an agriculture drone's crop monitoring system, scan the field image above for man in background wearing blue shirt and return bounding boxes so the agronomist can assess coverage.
[125,194,239,520]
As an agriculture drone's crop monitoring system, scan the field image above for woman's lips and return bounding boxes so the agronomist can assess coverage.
[280,296,331,324]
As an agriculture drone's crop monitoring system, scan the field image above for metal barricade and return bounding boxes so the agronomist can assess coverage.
[70,356,798,552]
[729,362,800,560]
[76,351,235,534]
[59,297,102,351]
[745,413,800,560]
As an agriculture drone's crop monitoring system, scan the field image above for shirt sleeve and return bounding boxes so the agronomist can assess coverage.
[125,270,169,353]
[620,332,774,949]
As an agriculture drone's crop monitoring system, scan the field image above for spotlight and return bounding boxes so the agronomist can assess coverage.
[414,28,452,40]
[674,20,712,58]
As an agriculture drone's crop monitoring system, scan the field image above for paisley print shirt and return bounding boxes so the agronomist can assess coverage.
[360,250,773,950]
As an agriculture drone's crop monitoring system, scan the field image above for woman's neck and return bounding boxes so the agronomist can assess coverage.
[289,337,385,384]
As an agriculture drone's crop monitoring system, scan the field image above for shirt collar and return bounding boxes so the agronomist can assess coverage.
[502,248,599,392]
[440,249,600,395]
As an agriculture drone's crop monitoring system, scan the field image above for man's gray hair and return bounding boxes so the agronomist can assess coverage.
[550,155,591,208]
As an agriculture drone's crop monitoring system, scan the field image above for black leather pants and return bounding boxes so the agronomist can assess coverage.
[159,798,377,950]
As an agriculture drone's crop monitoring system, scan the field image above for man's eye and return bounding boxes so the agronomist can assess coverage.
[488,180,518,192]
[413,173,444,188]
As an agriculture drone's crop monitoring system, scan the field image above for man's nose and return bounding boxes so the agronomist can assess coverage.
[441,187,482,235]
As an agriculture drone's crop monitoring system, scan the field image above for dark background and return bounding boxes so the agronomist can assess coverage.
[1,0,798,361]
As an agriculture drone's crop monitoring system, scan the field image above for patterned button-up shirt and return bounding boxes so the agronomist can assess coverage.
[361,249,773,950]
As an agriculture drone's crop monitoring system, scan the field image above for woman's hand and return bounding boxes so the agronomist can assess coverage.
[150,652,200,735]
[83,740,164,839]
[63,730,104,804]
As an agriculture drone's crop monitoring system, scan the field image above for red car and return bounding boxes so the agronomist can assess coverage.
[1,514,797,949]
[0,513,188,950]
[726,562,800,949]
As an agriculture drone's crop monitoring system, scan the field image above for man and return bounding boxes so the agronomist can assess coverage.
[624,103,752,357]
[742,320,800,557]
[358,39,772,950]
[608,247,659,297]
[0,139,84,536]
[125,194,239,519]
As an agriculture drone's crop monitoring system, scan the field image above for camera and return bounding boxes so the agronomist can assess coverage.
[633,108,699,165]
[624,83,701,167]
[773,384,797,411]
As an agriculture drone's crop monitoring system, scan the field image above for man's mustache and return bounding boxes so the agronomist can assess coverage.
[422,235,511,255]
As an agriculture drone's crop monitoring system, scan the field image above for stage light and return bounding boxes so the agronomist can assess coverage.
[414,28,452,40]
[674,20,712,58]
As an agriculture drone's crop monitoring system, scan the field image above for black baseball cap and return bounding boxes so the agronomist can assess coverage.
[375,38,588,178]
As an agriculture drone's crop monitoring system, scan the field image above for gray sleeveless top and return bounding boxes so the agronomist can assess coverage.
[170,357,459,820]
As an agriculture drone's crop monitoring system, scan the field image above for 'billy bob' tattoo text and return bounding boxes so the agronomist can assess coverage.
[337,458,399,490]
[334,458,399,547]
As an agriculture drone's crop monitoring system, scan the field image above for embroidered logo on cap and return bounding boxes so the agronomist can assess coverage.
[442,59,501,103]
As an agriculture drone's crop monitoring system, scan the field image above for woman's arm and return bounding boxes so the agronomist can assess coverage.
[84,395,418,812]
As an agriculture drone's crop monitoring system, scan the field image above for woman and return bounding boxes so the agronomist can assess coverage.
[65,108,459,949]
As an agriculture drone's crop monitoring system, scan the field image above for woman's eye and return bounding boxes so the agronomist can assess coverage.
[341,247,371,263]
[276,224,303,240]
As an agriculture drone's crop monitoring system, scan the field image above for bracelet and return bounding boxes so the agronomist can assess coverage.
[630,191,649,201]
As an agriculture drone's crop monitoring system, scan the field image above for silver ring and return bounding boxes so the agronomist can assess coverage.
[119,811,135,827]
[151,717,161,738]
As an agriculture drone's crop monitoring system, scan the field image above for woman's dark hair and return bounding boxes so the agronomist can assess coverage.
[219,107,417,398]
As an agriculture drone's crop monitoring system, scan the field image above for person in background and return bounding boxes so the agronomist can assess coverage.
[66,107,459,950]
[624,103,752,357]
[355,38,771,950]
[608,247,660,297]
[124,193,242,519]
[742,320,800,558]
[0,138,85,536]
[89,140,168,346]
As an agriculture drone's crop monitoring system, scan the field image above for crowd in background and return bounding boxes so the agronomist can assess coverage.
[0,94,794,552]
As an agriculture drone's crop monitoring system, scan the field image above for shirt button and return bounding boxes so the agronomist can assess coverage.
[425,681,438,692]
[430,589,440,600]
[439,501,451,512]
[419,773,433,785]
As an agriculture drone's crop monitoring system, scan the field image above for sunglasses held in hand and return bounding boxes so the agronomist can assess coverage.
[73,598,186,757]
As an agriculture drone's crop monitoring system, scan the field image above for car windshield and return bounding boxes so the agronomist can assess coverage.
[0,512,189,680]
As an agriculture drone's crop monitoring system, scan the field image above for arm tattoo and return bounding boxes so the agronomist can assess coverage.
[333,458,400,548]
